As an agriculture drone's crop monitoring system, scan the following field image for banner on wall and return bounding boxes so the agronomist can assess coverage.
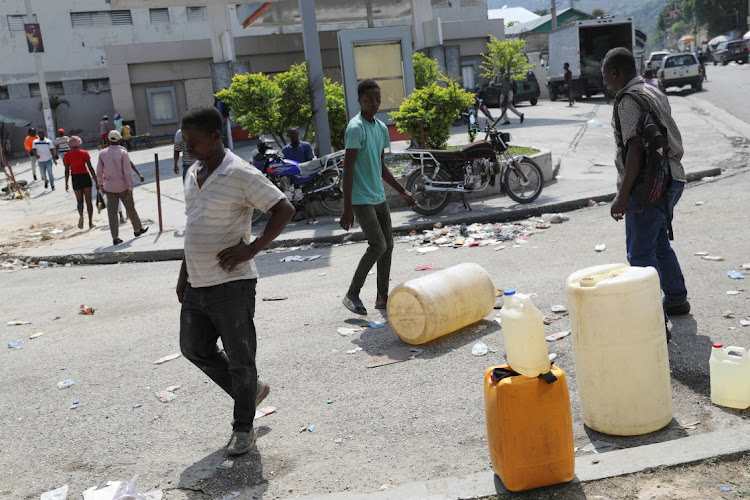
[24,23,44,53]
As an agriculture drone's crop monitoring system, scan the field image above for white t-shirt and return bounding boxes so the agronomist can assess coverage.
[32,138,55,162]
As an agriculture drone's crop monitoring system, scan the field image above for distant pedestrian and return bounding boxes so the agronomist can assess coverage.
[602,48,689,334]
[498,75,524,125]
[54,128,70,163]
[24,127,39,181]
[121,123,132,150]
[643,69,658,88]
[339,79,418,316]
[114,113,123,131]
[63,136,98,229]
[99,115,109,145]
[31,129,57,190]
[96,130,148,246]
[564,62,575,106]
[176,106,294,456]
[173,128,195,180]
[281,127,314,163]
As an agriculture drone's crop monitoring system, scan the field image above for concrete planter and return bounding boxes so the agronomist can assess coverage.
[384,148,553,208]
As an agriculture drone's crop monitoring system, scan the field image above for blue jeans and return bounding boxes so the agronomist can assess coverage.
[180,279,258,431]
[625,181,687,305]
[39,160,54,188]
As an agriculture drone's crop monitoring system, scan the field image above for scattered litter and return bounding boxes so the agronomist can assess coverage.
[280,255,321,262]
[58,379,75,389]
[327,399,334,404]
[741,319,750,327]
[727,290,741,295]
[546,331,571,342]
[535,222,552,229]
[472,342,489,356]
[346,347,363,354]
[153,353,181,364]
[594,243,606,252]
[308,424,315,432]
[41,484,68,500]
[724,311,735,319]
[379,484,394,491]
[69,400,81,410]
[587,199,598,207]
[338,327,366,336]
[693,251,708,256]
[677,420,700,430]
[154,388,177,403]
[255,406,276,419]
[132,404,142,409]
[549,353,558,362]
[416,246,438,254]
[728,270,744,279]
[415,264,437,271]
[50,228,63,234]
[541,213,569,224]
[29,332,45,339]
[216,464,230,470]
[78,304,95,315]
[367,321,386,329]
[368,270,375,275]
[701,176,716,182]
[695,201,705,205]
[743,263,750,270]
[582,440,618,454]
[6,320,30,326]
[721,487,731,492]
[551,305,568,314]
[367,346,424,368]
[317,272,327,276]
[7,340,23,349]
[262,296,288,301]
[218,493,240,500]
[702,255,725,261]
[586,119,605,127]
[334,438,343,444]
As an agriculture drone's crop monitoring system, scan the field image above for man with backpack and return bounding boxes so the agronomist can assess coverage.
[602,48,690,328]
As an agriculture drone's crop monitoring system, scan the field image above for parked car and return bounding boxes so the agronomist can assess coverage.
[646,51,670,71]
[658,53,703,92]
[479,71,541,108]
[712,40,749,65]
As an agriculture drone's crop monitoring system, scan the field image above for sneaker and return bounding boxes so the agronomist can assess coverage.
[134,226,149,237]
[664,300,690,316]
[44,181,48,189]
[227,429,257,456]
[256,379,270,408]
[51,186,55,191]
[78,215,84,229]
[113,238,123,245]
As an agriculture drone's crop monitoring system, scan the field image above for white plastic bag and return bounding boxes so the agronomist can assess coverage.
[112,476,148,500]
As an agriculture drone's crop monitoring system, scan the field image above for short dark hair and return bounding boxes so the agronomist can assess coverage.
[603,47,636,76]
[357,79,380,98]
[28,127,36,134]
[181,106,222,134]
[644,69,654,78]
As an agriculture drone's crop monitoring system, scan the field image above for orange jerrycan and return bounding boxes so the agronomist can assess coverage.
[483,365,575,492]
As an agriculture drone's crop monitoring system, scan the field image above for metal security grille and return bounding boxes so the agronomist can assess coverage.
[7,14,35,31]
[83,79,111,94]
[71,10,132,28]
[149,8,170,24]
[29,82,65,97]
[186,6,207,22]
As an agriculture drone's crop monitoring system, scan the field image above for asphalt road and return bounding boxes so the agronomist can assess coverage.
[683,62,750,123]
[2,166,749,499]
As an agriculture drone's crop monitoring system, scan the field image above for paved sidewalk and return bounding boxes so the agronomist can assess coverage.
[1,91,746,263]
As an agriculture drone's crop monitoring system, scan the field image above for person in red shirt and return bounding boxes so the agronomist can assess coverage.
[63,136,99,229]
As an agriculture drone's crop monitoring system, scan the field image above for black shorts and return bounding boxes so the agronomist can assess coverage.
[71,173,93,191]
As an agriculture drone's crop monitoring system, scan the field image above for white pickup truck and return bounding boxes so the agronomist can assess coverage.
[657,53,703,92]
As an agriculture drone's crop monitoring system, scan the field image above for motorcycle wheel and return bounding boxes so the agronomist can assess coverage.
[316,170,345,215]
[405,166,452,215]
[503,157,543,204]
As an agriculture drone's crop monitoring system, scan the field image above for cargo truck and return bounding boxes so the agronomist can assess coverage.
[547,17,636,101]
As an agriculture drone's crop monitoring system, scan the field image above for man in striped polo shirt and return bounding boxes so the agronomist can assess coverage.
[176,106,295,456]
[173,128,195,180]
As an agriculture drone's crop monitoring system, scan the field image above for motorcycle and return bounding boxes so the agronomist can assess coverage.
[251,142,346,222]
[402,123,544,216]
[463,94,495,142]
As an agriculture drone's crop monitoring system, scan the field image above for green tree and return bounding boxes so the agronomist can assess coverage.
[591,8,605,17]
[533,8,549,16]
[389,79,474,149]
[413,52,440,89]
[480,37,534,81]
[506,21,519,28]
[671,19,689,39]
[38,95,69,131]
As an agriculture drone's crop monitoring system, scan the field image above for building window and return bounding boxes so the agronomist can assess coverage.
[0,86,9,100]
[146,86,178,125]
[83,79,111,94]
[149,8,170,24]
[7,14,36,31]
[186,6,207,23]
[70,10,132,28]
[29,82,65,97]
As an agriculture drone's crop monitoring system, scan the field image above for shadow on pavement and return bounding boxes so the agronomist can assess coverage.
[668,314,712,398]
[493,473,588,498]
[583,419,689,451]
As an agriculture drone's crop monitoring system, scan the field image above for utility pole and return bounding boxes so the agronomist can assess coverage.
[24,0,53,139]
[551,0,557,30]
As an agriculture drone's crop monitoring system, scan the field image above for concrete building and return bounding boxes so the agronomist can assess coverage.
[0,0,504,156]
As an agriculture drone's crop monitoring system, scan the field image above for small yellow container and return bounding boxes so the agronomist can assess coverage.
[387,263,495,345]
[484,365,575,492]
[710,343,750,410]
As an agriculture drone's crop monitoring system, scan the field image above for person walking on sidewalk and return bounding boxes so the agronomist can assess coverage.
[564,63,576,106]
[63,136,98,229]
[602,48,690,325]
[173,128,195,181]
[176,106,294,456]
[54,128,70,163]
[340,79,418,315]
[498,74,524,125]
[96,130,148,245]
[24,127,39,181]
[99,115,109,146]
[31,130,57,190]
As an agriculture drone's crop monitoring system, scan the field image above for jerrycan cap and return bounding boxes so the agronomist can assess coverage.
[713,343,724,348]
[579,276,598,287]
[503,289,516,296]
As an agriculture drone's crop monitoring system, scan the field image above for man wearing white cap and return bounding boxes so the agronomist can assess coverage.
[96,129,148,245]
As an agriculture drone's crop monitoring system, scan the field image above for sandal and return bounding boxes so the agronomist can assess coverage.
[374,296,388,310]
[342,296,367,316]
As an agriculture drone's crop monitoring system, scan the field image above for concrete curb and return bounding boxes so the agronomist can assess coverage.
[6,167,722,266]
[295,422,750,500]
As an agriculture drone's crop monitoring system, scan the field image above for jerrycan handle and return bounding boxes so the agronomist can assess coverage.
[723,346,747,360]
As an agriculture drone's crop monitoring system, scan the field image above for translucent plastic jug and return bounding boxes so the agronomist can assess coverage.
[566,263,672,436]
[710,343,750,409]
[498,290,550,377]
[387,263,495,345]
[484,364,575,491]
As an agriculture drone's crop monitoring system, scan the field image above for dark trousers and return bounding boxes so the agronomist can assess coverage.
[180,279,258,431]
[105,190,143,239]
[349,202,393,298]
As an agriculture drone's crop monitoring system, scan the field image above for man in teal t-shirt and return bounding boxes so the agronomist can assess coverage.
[339,79,417,316]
